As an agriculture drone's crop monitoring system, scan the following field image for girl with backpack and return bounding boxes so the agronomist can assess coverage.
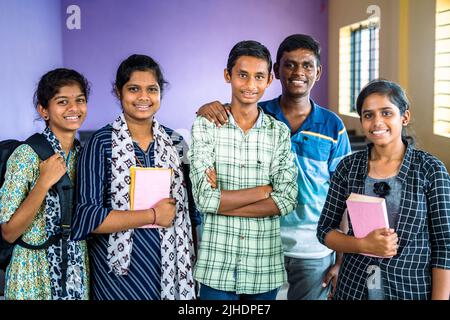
[0,68,90,300]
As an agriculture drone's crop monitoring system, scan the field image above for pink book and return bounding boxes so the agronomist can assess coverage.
[346,193,390,258]
[130,167,172,228]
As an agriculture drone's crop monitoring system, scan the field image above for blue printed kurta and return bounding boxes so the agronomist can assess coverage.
[73,124,197,300]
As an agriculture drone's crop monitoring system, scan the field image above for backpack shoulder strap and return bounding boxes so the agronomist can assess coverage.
[24,133,73,225]
[20,133,74,295]
[25,133,55,161]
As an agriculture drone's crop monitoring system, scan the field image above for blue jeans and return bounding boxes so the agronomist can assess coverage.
[285,253,335,300]
[367,265,386,300]
[199,284,279,300]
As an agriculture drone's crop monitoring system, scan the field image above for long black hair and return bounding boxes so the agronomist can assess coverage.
[114,54,168,98]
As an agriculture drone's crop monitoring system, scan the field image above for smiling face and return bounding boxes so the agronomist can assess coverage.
[38,84,87,135]
[118,70,161,123]
[274,48,321,99]
[360,93,410,147]
[225,55,273,107]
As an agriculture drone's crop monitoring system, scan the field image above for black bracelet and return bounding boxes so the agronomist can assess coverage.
[151,207,156,225]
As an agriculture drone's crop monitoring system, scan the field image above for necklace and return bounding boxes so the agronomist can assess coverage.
[369,148,403,179]
[369,160,399,179]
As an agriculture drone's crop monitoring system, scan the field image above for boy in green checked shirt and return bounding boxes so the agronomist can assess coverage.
[188,40,298,300]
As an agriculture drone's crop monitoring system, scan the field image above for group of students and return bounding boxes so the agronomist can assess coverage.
[0,34,449,300]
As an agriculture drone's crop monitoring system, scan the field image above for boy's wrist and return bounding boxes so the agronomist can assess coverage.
[260,186,271,200]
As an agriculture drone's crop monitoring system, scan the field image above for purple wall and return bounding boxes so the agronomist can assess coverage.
[0,0,63,140]
[61,0,329,135]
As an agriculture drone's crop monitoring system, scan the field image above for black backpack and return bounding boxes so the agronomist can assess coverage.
[0,133,73,295]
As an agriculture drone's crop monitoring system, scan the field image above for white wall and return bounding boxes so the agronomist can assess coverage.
[0,0,63,140]
[328,0,450,168]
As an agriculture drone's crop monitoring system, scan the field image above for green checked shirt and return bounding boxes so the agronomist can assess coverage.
[188,108,298,294]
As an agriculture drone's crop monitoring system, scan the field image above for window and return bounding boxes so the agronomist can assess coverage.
[434,0,450,138]
[339,18,379,116]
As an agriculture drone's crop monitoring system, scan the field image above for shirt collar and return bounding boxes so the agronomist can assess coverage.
[228,106,265,129]
[266,96,326,125]
[309,99,326,124]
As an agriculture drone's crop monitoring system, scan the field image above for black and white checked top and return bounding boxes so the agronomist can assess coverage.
[317,142,450,300]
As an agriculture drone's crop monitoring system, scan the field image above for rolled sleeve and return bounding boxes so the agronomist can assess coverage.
[73,132,111,241]
[188,117,221,214]
[426,160,450,269]
[270,124,298,216]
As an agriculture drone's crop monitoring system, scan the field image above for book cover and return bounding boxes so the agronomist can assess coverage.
[130,167,172,228]
[346,193,390,257]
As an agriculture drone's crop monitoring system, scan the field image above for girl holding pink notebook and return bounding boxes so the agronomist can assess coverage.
[317,80,450,300]
[72,55,197,300]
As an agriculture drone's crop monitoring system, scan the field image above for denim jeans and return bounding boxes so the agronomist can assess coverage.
[366,265,385,300]
[199,284,279,300]
[284,253,335,300]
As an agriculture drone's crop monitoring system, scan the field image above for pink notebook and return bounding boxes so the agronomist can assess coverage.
[130,167,172,228]
[346,193,390,257]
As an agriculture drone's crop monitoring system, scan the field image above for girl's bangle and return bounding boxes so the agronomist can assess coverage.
[151,207,156,225]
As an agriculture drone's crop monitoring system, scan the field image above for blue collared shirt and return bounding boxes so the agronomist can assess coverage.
[259,96,351,258]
